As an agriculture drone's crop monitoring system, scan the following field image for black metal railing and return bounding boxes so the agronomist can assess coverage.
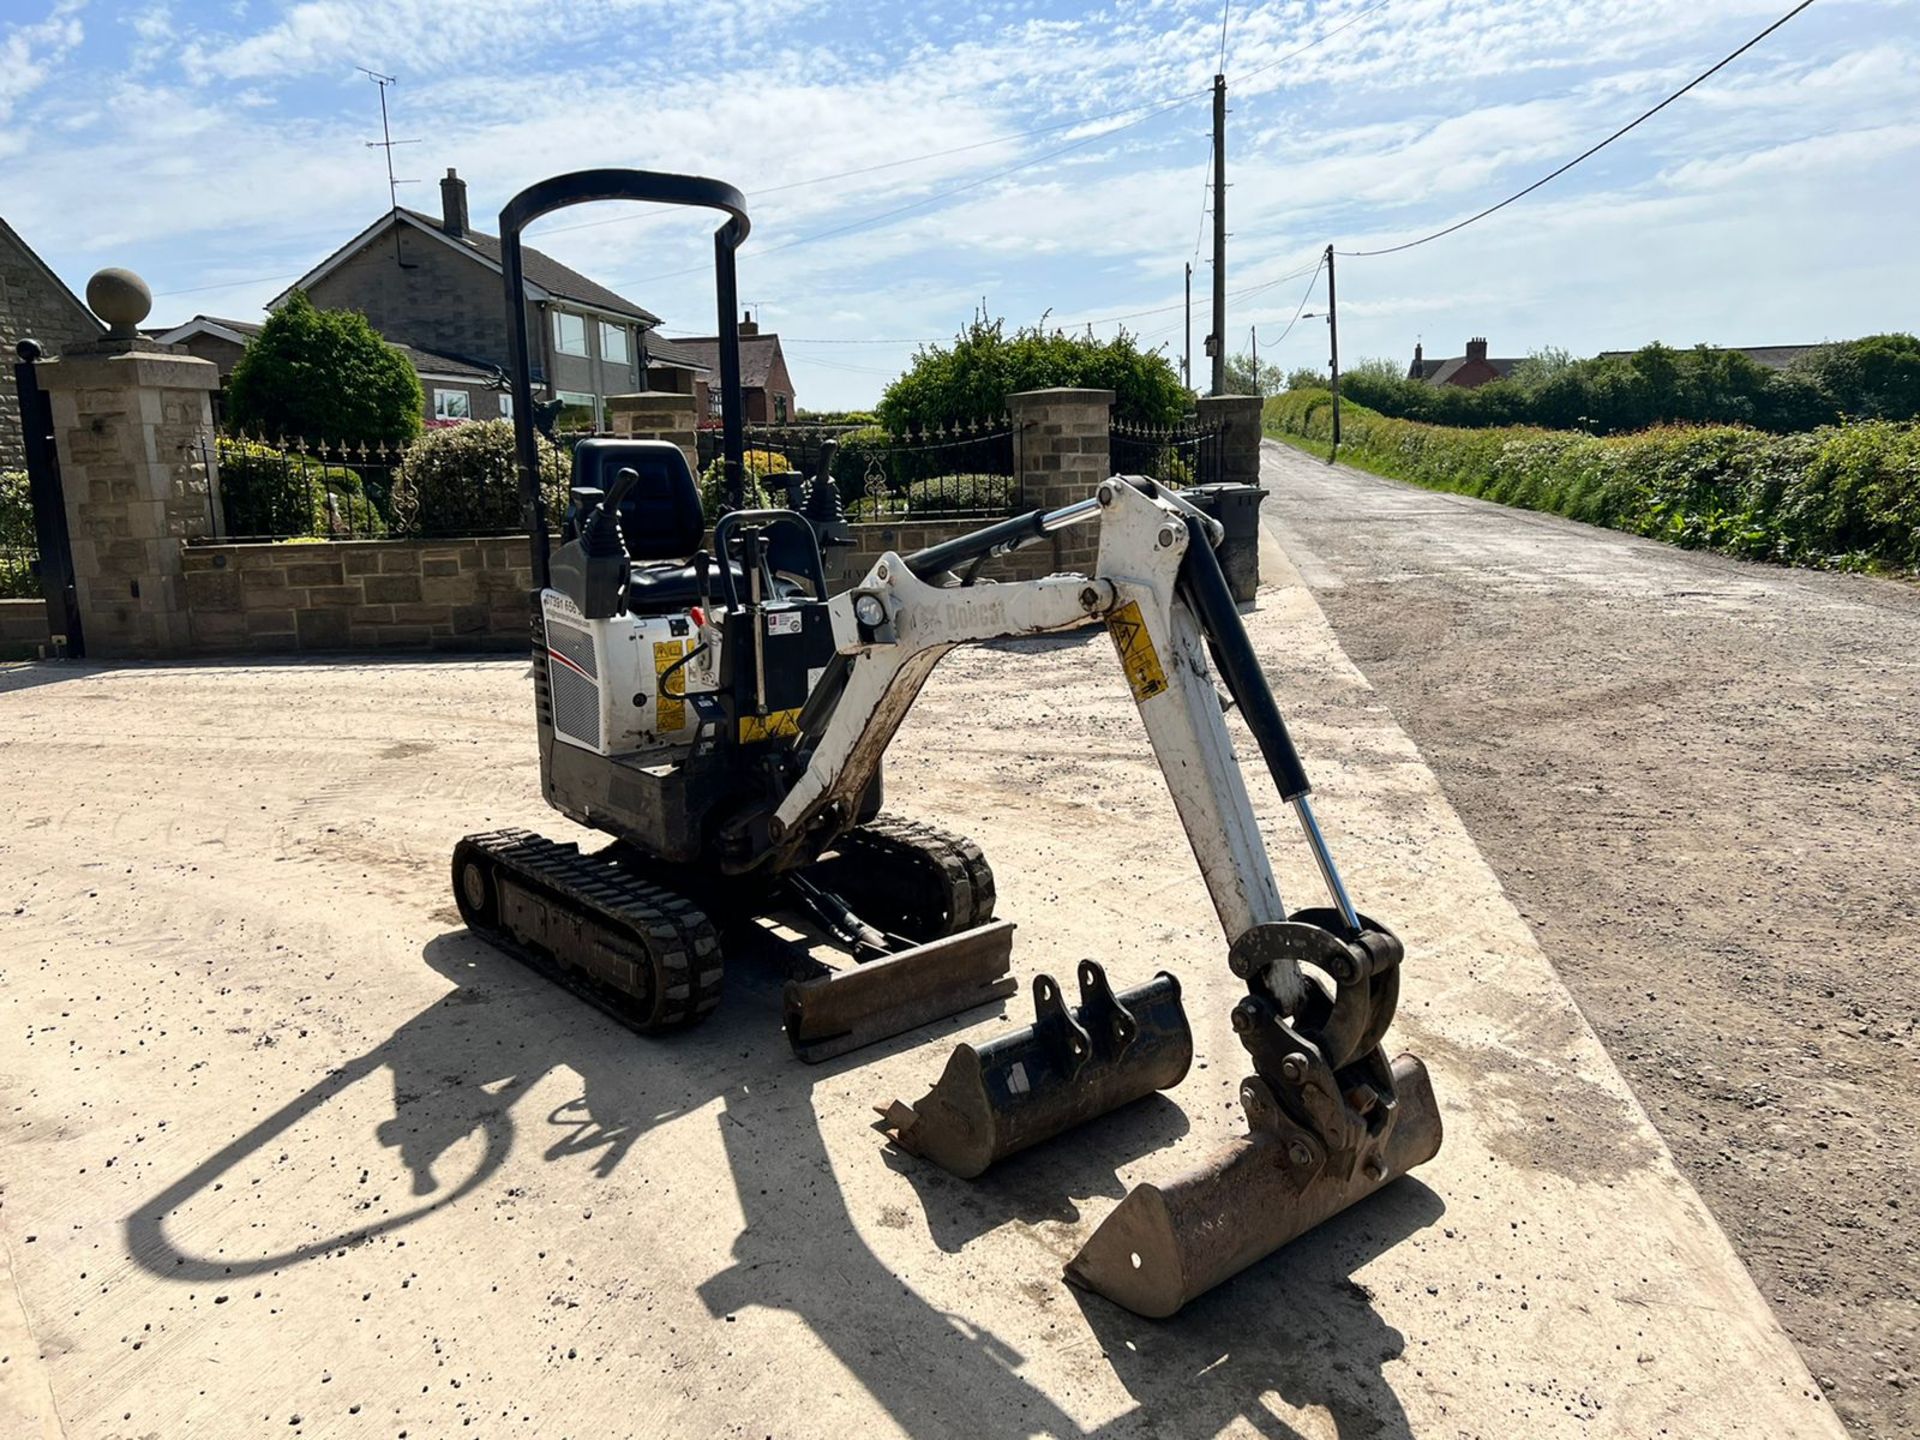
[1109,416,1224,490]
[203,433,541,541]
[698,419,1019,519]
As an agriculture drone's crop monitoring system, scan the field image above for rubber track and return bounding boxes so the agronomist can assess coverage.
[454,827,724,1033]
[828,814,997,938]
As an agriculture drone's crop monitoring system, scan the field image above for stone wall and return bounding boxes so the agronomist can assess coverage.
[1194,393,1265,487]
[1007,387,1114,576]
[0,223,104,469]
[0,597,50,655]
[174,515,1082,656]
[181,536,534,653]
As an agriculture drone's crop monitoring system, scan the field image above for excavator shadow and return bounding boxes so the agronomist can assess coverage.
[876,1094,1192,1253]
[124,926,1434,1437]
[1071,1178,1443,1440]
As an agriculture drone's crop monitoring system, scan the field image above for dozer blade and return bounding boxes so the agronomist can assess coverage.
[878,962,1192,1179]
[783,919,1018,1063]
[1066,1052,1442,1318]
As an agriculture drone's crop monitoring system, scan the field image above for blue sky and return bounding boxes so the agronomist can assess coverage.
[1,0,1913,409]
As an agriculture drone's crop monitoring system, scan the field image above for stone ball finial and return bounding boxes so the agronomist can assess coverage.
[15,338,42,363]
[86,267,153,340]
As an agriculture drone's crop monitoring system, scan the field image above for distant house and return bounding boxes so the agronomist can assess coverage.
[0,215,104,468]
[671,314,798,423]
[1595,344,1821,372]
[152,315,499,427]
[259,169,704,430]
[1408,337,1521,389]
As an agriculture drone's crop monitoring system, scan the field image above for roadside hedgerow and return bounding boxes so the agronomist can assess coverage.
[1265,389,1920,574]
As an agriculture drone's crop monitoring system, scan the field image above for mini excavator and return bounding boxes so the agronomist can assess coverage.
[453,169,1441,1318]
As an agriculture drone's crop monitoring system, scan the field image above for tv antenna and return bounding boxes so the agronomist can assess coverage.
[359,67,420,268]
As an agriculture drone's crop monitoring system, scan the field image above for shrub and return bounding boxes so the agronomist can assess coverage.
[0,469,35,599]
[830,426,894,499]
[1265,388,1920,574]
[217,436,386,538]
[879,313,1188,431]
[390,419,566,536]
[698,449,783,521]
[902,472,1016,515]
[225,291,424,448]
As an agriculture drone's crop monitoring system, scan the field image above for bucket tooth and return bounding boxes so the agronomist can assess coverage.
[784,919,1018,1063]
[879,962,1192,1179]
[1066,1052,1442,1318]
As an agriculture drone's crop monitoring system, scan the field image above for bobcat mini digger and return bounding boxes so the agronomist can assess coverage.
[453,169,1441,1318]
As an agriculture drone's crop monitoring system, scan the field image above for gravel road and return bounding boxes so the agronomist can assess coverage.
[1261,438,1919,1440]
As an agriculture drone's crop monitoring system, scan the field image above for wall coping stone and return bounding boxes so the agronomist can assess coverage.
[35,349,220,393]
[1007,387,1115,407]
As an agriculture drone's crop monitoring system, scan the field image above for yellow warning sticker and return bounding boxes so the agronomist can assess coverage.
[738,708,802,744]
[1106,600,1168,702]
[652,639,687,732]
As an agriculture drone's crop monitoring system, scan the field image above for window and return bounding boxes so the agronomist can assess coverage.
[555,390,598,430]
[433,388,472,421]
[552,310,587,356]
[600,322,629,366]
[773,394,788,423]
[497,393,513,418]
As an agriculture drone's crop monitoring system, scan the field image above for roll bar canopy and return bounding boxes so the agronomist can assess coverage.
[497,169,751,588]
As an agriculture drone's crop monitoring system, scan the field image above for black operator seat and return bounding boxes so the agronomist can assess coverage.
[570,439,739,612]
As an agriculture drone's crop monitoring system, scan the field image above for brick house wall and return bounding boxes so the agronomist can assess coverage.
[748,347,797,424]
[0,219,103,468]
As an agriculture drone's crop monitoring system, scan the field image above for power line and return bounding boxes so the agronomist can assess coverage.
[1218,0,1232,73]
[1267,256,1326,346]
[1338,0,1817,258]
[1232,0,1392,86]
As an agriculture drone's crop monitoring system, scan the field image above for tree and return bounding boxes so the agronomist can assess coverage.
[1283,367,1323,392]
[877,314,1188,431]
[1222,350,1288,396]
[226,290,424,447]
[1796,334,1920,420]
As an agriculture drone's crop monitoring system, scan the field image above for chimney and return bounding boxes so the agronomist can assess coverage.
[1466,336,1488,362]
[738,308,758,338]
[440,168,468,239]
[1413,341,1424,371]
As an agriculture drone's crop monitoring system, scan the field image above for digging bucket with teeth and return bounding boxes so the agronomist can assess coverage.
[878,962,1192,1178]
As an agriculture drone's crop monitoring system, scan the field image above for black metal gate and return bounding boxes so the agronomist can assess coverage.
[10,338,84,657]
[1108,416,1224,490]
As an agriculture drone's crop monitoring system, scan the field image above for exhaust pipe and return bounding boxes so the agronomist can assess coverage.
[1065,1051,1441,1317]
[879,962,1192,1178]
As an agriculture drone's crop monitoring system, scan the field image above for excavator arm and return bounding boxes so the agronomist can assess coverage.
[762,474,1442,1318]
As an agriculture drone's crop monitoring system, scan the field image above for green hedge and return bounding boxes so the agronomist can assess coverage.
[848,473,1014,519]
[1266,389,1920,573]
[1,469,36,599]
[390,420,566,536]
[218,437,386,538]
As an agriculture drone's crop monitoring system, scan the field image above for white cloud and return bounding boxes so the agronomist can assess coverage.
[0,0,86,123]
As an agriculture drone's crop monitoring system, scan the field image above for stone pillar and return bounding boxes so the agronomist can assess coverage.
[604,391,699,475]
[37,269,220,658]
[1007,387,1113,574]
[1194,393,1266,488]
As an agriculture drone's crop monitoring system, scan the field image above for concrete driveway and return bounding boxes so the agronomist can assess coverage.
[0,518,1845,1437]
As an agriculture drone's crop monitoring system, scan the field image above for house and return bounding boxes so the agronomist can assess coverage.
[670,314,798,423]
[262,169,706,429]
[152,314,500,427]
[0,215,104,468]
[1408,337,1521,389]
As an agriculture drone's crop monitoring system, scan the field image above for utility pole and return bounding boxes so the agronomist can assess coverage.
[1250,324,1258,395]
[1324,243,1341,450]
[1183,262,1192,390]
[1209,72,1227,396]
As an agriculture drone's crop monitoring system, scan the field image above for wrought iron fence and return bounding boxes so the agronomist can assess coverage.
[1109,416,1224,490]
[0,546,35,601]
[698,419,1020,519]
[202,433,546,541]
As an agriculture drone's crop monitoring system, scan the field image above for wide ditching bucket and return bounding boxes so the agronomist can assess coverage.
[1066,1051,1443,1317]
[879,961,1192,1178]
[784,919,1019,1063]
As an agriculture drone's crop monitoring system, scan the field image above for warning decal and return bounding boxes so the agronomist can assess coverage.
[738,708,802,744]
[1106,600,1168,702]
[652,639,687,732]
